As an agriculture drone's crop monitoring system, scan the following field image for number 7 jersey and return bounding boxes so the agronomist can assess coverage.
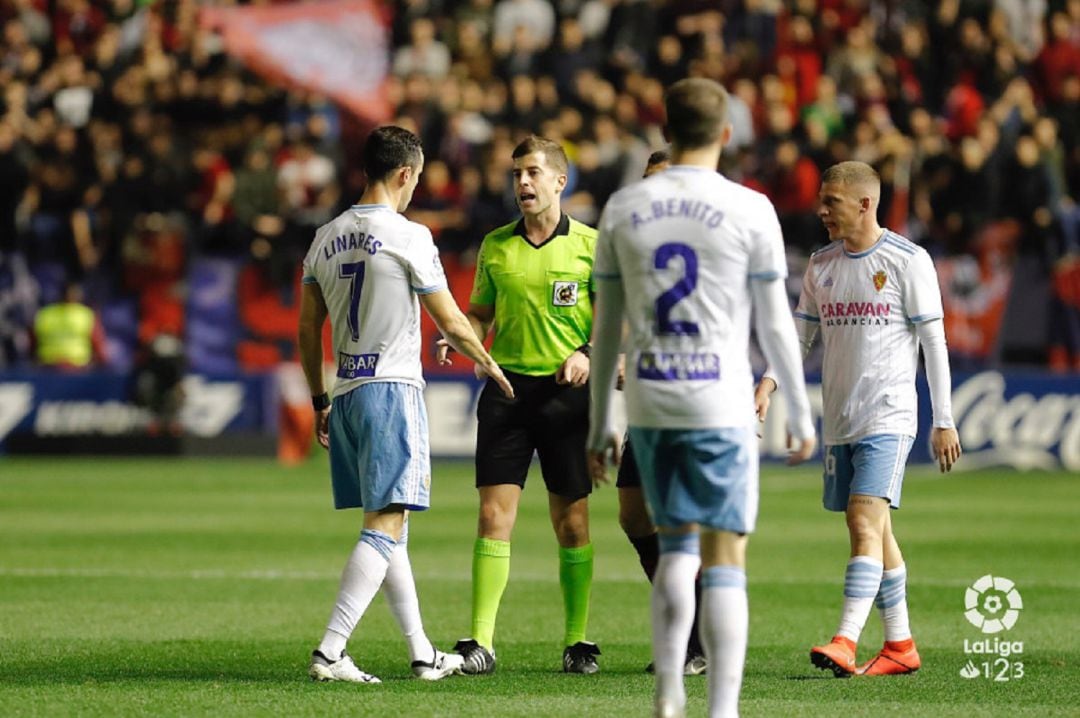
[595,166,788,429]
[302,204,447,397]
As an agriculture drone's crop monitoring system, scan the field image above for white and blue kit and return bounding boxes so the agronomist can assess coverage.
[588,166,814,532]
[790,230,954,510]
[302,204,447,511]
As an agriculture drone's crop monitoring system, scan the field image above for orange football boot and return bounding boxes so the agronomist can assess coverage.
[857,639,921,676]
[810,635,857,677]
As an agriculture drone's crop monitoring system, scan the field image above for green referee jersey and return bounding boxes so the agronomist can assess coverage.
[470,214,597,376]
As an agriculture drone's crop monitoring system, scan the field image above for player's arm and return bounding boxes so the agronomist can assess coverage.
[298,281,331,449]
[759,263,819,420]
[904,250,960,472]
[751,277,816,464]
[585,276,625,485]
[757,314,817,419]
[435,302,494,365]
[916,318,961,472]
[422,291,513,398]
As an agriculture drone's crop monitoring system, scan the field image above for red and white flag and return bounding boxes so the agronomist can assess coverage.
[200,0,392,123]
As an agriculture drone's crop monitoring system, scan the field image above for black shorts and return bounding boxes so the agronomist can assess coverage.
[615,433,643,488]
[475,370,592,499]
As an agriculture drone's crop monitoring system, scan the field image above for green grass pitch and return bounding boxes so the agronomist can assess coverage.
[1,457,1077,717]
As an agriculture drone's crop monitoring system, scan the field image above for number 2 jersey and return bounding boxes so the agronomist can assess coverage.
[594,166,789,429]
[302,204,447,397]
[794,232,944,444]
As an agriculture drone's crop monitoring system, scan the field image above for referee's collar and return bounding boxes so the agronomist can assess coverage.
[514,213,570,249]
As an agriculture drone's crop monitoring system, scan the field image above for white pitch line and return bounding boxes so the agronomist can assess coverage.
[1,567,1077,590]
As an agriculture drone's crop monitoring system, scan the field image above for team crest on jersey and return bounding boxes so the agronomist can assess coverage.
[552,281,579,306]
[873,270,887,292]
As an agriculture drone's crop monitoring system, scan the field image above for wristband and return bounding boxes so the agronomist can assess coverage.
[312,393,331,411]
[576,343,591,358]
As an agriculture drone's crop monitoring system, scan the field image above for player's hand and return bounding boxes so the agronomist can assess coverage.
[785,432,816,465]
[557,350,590,387]
[315,408,330,450]
[754,377,776,424]
[486,364,515,399]
[931,427,962,473]
[586,434,622,487]
[616,355,626,391]
[435,338,454,366]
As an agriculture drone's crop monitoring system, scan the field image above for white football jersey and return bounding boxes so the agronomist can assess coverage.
[595,166,788,429]
[302,204,447,396]
[795,231,943,443]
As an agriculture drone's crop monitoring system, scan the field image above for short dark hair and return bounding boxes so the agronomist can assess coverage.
[511,135,568,175]
[647,149,670,167]
[821,160,880,189]
[664,78,729,149]
[362,125,422,181]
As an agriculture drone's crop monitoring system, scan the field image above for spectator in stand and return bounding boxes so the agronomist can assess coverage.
[2,0,1079,373]
[493,0,556,57]
[393,17,452,79]
[33,281,106,369]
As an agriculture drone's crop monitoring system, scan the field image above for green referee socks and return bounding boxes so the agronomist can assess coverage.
[559,543,594,646]
[471,537,511,650]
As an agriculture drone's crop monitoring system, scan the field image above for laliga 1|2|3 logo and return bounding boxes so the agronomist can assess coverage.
[959,574,1025,682]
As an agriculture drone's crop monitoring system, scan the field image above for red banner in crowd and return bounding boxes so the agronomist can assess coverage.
[936,221,1019,361]
[199,0,392,123]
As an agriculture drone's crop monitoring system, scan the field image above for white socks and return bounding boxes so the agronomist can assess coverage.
[701,566,747,718]
[836,556,883,643]
[318,529,396,660]
[382,534,434,663]
[876,564,911,642]
[652,537,701,714]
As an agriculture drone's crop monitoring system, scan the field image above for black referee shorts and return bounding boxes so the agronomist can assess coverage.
[615,432,643,488]
[475,370,592,500]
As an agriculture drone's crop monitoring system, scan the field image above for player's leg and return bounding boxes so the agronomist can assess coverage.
[860,436,920,675]
[619,436,706,675]
[537,378,599,673]
[699,529,748,718]
[617,435,660,579]
[312,507,404,683]
[311,384,424,683]
[687,427,757,718]
[383,516,466,680]
[458,376,532,673]
[813,436,911,676]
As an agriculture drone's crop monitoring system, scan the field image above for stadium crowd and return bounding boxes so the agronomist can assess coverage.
[0,0,1078,373]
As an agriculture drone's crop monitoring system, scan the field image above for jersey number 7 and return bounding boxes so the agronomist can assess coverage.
[339,261,366,342]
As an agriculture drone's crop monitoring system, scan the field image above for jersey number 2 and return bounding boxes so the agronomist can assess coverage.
[339,261,366,342]
[654,243,700,336]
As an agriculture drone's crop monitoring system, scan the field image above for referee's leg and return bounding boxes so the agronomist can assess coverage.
[535,380,599,672]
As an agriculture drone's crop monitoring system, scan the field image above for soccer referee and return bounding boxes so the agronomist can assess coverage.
[438,135,600,675]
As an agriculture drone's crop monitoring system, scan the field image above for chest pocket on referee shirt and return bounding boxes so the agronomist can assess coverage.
[546,270,587,317]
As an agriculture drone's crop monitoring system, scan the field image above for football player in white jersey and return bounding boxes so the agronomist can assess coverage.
[758,160,962,678]
[298,125,513,684]
[587,78,816,718]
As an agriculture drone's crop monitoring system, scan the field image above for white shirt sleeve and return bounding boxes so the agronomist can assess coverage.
[752,277,814,440]
[794,260,820,323]
[404,225,447,295]
[593,205,621,281]
[302,229,321,285]
[902,250,944,323]
[915,319,955,428]
[587,227,625,452]
[747,198,788,281]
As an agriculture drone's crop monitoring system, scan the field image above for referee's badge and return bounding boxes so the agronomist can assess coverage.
[552,280,579,306]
